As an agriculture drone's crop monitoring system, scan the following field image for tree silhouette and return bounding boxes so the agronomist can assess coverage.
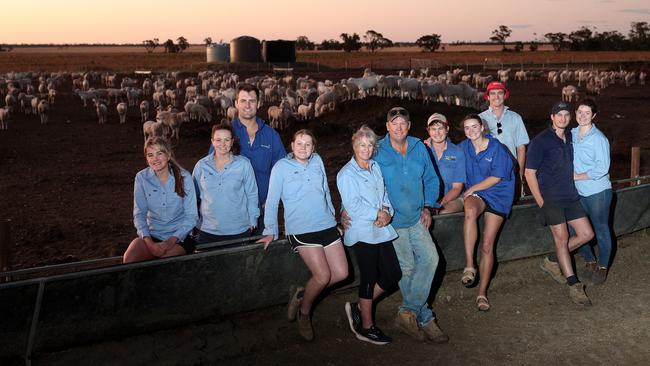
[176,36,190,52]
[363,30,392,52]
[143,38,159,53]
[544,32,568,51]
[340,33,361,52]
[204,37,212,46]
[163,39,178,53]
[296,36,315,50]
[490,25,512,51]
[415,34,442,52]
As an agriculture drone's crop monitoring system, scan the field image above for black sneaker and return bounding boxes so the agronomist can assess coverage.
[357,326,392,345]
[344,302,362,336]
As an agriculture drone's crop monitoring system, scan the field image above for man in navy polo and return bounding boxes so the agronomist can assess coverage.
[209,83,286,235]
[524,101,595,306]
[424,113,465,214]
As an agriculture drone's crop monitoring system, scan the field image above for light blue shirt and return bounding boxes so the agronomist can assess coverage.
[193,154,259,235]
[430,139,466,197]
[571,124,612,197]
[374,135,441,229]
[479,106,529,159]
[337,158,398,246]
[133,167,198,241]
[263,153,336,238]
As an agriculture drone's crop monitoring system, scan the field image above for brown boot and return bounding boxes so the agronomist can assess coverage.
[591,266,608,285]
[568,282,592,306]
[297,311,314,341]
[421,319,449,343]
[394,310,425,341]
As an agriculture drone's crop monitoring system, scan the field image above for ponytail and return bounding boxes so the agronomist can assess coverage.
[144,137,186,197]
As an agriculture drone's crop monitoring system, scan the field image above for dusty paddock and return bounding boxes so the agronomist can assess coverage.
[30,231,650,366]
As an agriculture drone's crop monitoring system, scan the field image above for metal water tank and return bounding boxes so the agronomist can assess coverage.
[230,36,261,63]
[262,40,296,63]
[206,43,230,63]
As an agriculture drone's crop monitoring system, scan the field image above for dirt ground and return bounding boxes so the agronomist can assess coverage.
[31,230,650,366]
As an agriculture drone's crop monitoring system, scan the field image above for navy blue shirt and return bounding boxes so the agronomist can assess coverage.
[208,117,286,206]
[525,127,579,203]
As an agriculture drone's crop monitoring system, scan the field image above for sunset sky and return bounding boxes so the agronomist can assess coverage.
[6,0,650,44]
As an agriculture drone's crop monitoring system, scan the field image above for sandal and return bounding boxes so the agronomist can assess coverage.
[461,267,476,287]
[476,295,490,312]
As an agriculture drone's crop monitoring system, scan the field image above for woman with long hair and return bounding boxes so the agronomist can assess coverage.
[124,137,198,263]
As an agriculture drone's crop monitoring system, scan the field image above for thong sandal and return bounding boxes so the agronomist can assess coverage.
[461,267,477,288]
[476,295,490,312]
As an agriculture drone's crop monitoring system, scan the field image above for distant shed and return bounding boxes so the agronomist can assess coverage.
[262,40,296,63]
[230,36,261,63]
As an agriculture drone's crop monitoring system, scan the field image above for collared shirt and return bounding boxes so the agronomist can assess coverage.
[193,154,259,235]
[374,135,440,229]
[479,106,530,159]
[429,138,466,197]
[337,157,398,246]
[571,124,612,197]
[208,117,286,205]
[526,127,579,203]
[460,135,515,215]
[263,153,336,238]
[133,166,198,241]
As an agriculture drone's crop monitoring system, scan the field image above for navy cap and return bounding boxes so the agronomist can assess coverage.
[551,101,571,115]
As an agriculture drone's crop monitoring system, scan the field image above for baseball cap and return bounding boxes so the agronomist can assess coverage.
[484,81,509,100]
[551,101,571,115]
[426,113,448,127]
[387,107,410,122]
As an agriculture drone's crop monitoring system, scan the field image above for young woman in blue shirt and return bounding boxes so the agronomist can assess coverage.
[459,114,515,311]
[123,137,198,263]
[258,129,348,341]
[193,123,259,243]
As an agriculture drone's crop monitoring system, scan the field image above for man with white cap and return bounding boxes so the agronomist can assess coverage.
[424,112,466,214]
[479,82,529,196]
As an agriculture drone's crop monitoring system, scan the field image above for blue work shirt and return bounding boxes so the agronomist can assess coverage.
[337,157,398,246]
[133,167,198,241]
[526,127,579,203]
[479,106,530,159]
[192,154,259,236]
[374,135,440,229]
[460,135,515,215]
[429,139,466,197]
[263,153,336,238]
[571,124,612,197]
[208,117,286,206]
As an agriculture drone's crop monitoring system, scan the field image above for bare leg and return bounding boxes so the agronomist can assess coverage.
[323,241,349,284]
[549,224,573,277]
[478,213,504,297]
[463,196,486,270]
[123,238,156,263]
[297,241,348,315]
[438,198,464,215]
[161,244,187,258]
[567,217,594,251]
[359,284,385,329]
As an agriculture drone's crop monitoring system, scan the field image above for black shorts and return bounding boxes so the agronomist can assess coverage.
[540,200,587,226]
[287,226,341,253]
[152,235,196,254]
[473,194,507,219]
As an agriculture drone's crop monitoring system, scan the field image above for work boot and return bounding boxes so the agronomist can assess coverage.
[394,310,425,341]
[540,256,566,284]
[287,286,304,321]
[297,311,314,341]
[568,282,592,306]
[580,262,598,284]
[421,319,449,343]
[591,266,608,285]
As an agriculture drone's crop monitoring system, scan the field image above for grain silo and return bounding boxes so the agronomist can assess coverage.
[262,40,296,63]
[206,43,230,63]
[230,36,261,63]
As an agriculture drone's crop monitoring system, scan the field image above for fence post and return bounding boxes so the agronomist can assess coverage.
[631,146,641,187]
[0,219,11,282]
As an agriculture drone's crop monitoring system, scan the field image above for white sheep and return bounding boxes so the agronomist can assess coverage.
[48,88,57,105]
[562,85,579,102]
[116,102,127,124]
[297,103,314,120]
[226,106,238,121]
[37,100,49,124]
[142,120,171,142]
[140,100,150,123]
[95,100,108,124]
[0,107,10,130]
[190,103,212,123]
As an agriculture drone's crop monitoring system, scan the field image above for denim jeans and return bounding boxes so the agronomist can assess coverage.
[392,223,439,326]
[577,189,613,268]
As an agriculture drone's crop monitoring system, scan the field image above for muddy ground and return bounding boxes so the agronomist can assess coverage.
[32,230,650,366]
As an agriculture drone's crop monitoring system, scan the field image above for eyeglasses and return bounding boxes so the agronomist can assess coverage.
[496,122,503,135]
[387,107,409,121]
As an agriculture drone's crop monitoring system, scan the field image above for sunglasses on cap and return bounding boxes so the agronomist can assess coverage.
[387,107,409,121]
[496,122,503,135]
